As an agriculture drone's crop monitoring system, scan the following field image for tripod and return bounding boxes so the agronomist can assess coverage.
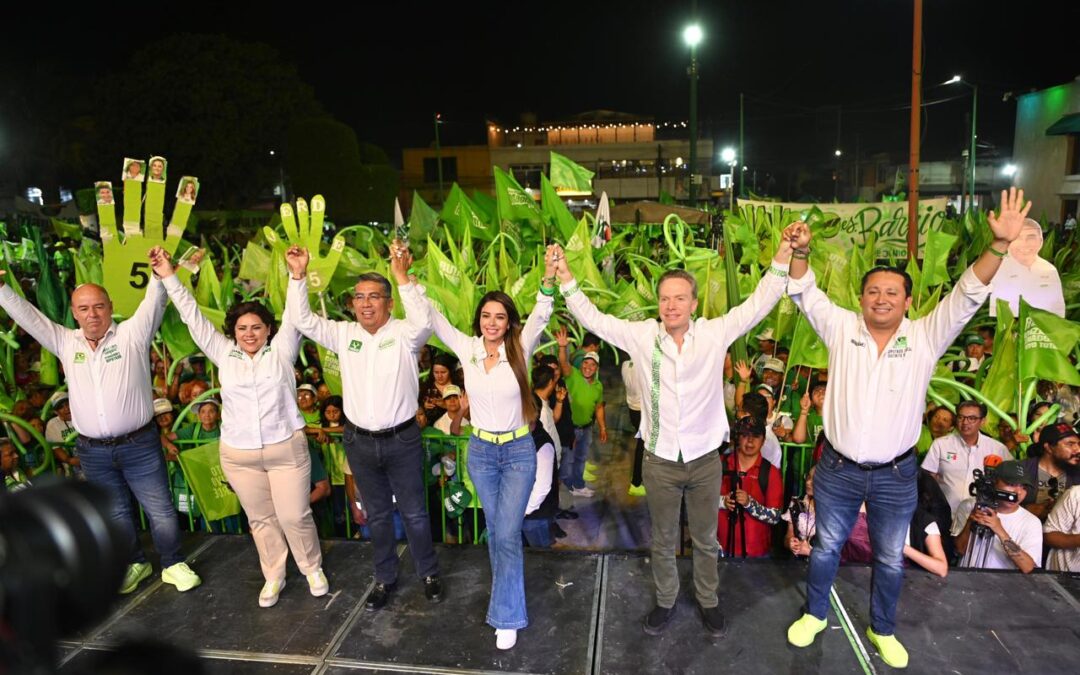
[725,469,748,559]
[959,507,995,568]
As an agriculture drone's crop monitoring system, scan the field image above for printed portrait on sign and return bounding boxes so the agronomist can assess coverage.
[123,158,146,183]
[148,156,167,183]
[990,218,1066,317]
[95,181,114,205]
[176,177,200,204]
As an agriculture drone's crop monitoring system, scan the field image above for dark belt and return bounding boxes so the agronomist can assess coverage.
[78,420,155,447]
[824,438,914,471]
[348,418,415,439]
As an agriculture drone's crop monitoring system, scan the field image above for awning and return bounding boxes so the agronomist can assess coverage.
[1047,112,1080,135]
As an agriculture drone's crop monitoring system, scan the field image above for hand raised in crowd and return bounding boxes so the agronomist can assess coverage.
[543,244,561,281]
[148,246,175,278]
[988,187,1032,244]
[555,384,567,403]
[285,245,309,280]
[800,392,812,414]
[389,239,413,285]
[549,243,573,283]
[734,360,753,382]
[554,325,570,348]
[782,220,812,250]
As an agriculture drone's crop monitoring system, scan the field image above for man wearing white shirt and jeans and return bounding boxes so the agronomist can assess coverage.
[0,274,200,594]
[286,247,441,611]
[551,226,799,638]
[921,400,1012,512]
[784,187,1031,669]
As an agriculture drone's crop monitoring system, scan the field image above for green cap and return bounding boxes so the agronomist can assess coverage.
[444,485,473,518]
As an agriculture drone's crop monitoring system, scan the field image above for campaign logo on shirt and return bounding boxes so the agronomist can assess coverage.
[886,336,911,359]
[73,352,87,364]
[348,339,363,352]
[377,338,396,350]
[102,345,122,363]
[228,349,244,359]
[945,451,958,462]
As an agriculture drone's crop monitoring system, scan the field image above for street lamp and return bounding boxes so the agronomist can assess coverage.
[946,75,978,213]
[721,147,737,211]
[684,23,703,205]
[433,113,445,205]
[1003,163,1018,177]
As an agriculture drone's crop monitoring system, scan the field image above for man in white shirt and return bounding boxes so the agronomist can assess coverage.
[286,246,442,611]
[1044,486,1080,572]
[432,385,470,436]
[784,187,1031,669]
[953,461,1042,573]
[44,391,80,477]
[551,224,800,639]
[921,400,1011,511]
[0,273,200,595]
[989,218,1065,317]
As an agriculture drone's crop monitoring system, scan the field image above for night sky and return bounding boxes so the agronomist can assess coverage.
[5,0,1078,174]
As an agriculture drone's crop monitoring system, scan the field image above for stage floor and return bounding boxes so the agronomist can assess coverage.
[58,536,1080,674]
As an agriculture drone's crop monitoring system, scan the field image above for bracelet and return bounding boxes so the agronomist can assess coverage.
[560,281,580,298]
[542,275,557,286]
[539,285,556,297]
[792,248,811,260]
[987,245,1007,258]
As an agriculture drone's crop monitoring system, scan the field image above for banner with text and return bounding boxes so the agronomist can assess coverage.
[737,198,949,259]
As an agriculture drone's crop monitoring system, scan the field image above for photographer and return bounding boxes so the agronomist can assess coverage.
[718,416,783,558]
[1019,422,1080,521]
[952,461,1042,573]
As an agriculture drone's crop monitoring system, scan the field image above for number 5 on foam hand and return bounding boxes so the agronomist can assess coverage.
[262,195,344,294]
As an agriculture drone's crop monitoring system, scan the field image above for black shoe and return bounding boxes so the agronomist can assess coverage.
[556,509,579,520]
[365,582,396,611]
[551,522,568,539]
[642,605,675,636]
[698,603,727,638]
[424,576,443,604]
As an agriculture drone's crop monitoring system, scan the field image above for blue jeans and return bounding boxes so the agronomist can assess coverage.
[521,517,552,548]
[806,444,918,636]
[343,420,438,585]
[467,433,537,629]
[76,424,184,567]
[559,426,591,490]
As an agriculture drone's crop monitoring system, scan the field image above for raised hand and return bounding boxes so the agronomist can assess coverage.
[285,245,309,280]
[549,243,573,283]
[263,195,345,293]
[554,325,570,348]
[800,392,811,414]
[147,246,175,279]
[543,244,560,280]
[97,157,196,316]
[388,239,413,285]
[782,220,812,250]
[987,187,1032,244]
[734,360,753,382]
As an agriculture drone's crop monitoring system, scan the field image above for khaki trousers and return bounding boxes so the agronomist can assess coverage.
[219,430,322,582]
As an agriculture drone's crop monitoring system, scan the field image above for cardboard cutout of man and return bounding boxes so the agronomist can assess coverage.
[989,218,1065,317]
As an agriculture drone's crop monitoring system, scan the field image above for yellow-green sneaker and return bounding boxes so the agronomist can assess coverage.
[867,628,909,669]
[628,484,647,497]
[787,613,828,647]
[119,562,152,594]
[161,562,202,592]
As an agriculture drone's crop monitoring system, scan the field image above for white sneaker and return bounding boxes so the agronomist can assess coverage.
[259,579,285,608]
[307,568,329,597]
[570,486,595,498]
[495,628,518,650]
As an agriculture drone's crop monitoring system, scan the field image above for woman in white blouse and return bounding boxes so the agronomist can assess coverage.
[392,242,557,650]
[148,246,326,608]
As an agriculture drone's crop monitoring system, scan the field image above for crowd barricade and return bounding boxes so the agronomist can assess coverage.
[422,427,483,544]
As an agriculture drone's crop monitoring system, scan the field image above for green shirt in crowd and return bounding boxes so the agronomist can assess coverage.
[176,423,221,443]
[565,368,604,427]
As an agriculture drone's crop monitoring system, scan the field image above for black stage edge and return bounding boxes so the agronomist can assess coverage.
[58,537,1080,674]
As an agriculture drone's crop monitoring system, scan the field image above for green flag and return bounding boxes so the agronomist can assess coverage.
[980,300,1018,432]
[408,191,440,245]
[494,167,543,227]
[789,315,829,369]
[441,183,493,241]
[176,440,242,521]
[549,151,594,193]
[51,218,83,241]
[541,173,578,243]
[1019,298,1080,386]
[920,228,958,289]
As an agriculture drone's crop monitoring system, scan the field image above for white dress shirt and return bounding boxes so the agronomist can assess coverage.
[163,275,304,449]
[562,263,790,463]
[989,255,1065,317]
[921,431,1012,511]
[0,281,165,438]
[787,266,990,464]
[290,277,431,431]
[426,292,554,432]
[525,439,556,515]
[1045,486,1080,572]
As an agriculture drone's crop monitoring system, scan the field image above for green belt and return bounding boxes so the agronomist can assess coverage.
[473,425,529,445]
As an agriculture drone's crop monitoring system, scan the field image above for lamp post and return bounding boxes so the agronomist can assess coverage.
[833,148,842,200]
[721,147,736,212]
[684,24,702,205]
[433,113,445,205]
[946,75,978,213]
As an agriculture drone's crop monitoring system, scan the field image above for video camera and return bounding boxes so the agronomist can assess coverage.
[968,467,1020,511]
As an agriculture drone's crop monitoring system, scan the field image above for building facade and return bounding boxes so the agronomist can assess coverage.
[1012,76,1080,223]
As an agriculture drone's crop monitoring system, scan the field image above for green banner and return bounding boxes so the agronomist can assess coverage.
[1019,298,1080,386]
[177,440,242,521]
[549,151,594,193]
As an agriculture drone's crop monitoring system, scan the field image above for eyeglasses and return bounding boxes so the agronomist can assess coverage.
[353,293,387,303]
[957,415,984,423]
